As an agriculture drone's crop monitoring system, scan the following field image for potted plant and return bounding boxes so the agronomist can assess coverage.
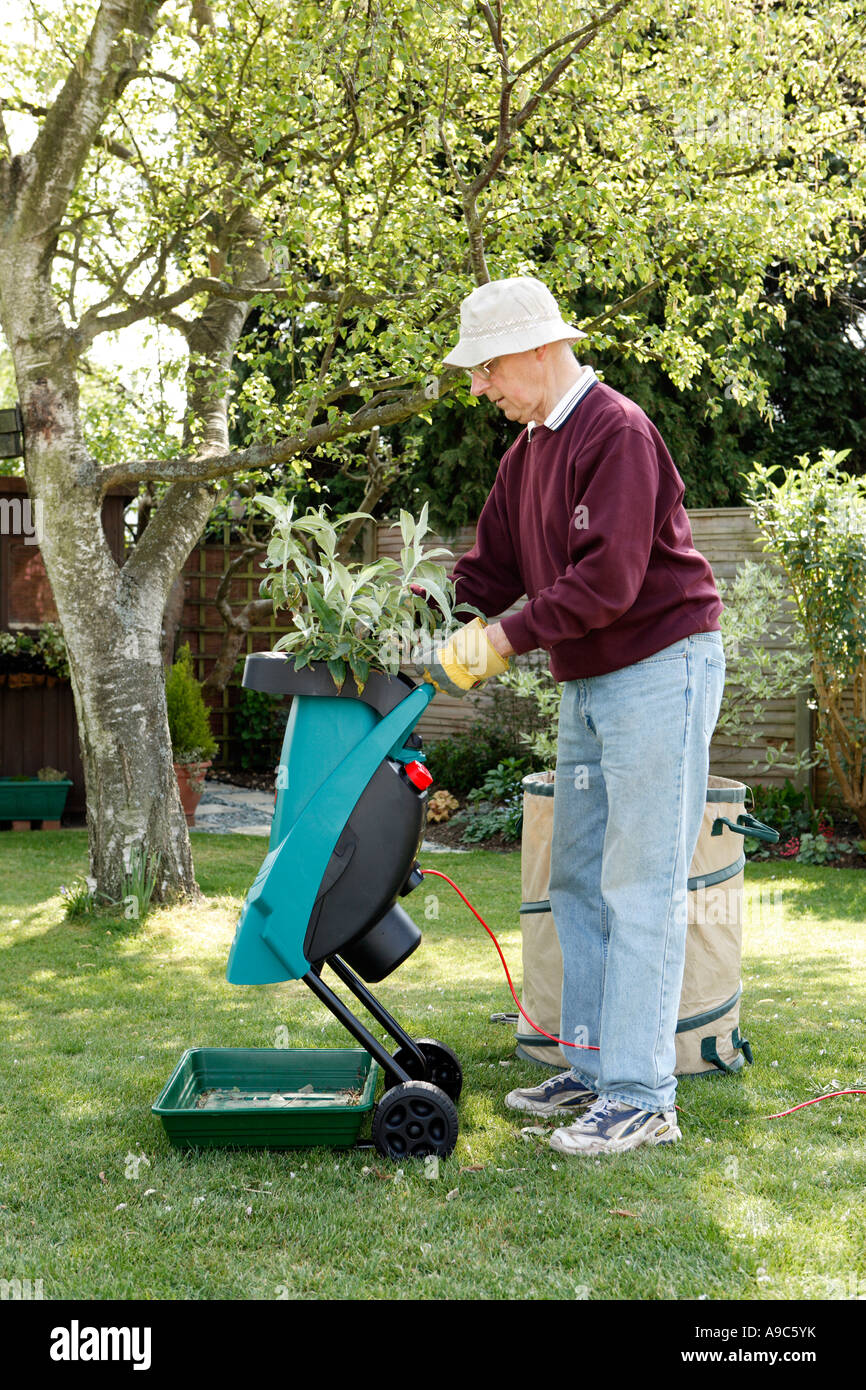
[165,643,217,825]
[0,622,70,687]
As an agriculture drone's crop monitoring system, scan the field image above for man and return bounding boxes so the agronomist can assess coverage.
[441,275,725,1155]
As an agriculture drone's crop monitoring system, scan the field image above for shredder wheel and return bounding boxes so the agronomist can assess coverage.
[371,1081,459,1159]
[383,1038,463,1102]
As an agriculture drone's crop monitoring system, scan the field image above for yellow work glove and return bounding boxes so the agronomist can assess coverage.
[417,616,510,697]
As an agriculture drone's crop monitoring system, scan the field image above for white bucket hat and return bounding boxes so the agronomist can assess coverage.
[443,275,586,368]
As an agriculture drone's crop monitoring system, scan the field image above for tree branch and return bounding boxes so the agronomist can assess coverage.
[201,593,276,693]
[2,99,138,161]
[444,0,633,286]
[477,2,510,78]
[503,0,633,168]
[513,12,625,82]
[98,377,459,493]
[74,273,381,347]
[17,0,168,237]
[581,268,672,332]
[335,427,400,556]
[202,540,273,692]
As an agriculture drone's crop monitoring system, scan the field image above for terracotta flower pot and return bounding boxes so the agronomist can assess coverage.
[174,760,212,827]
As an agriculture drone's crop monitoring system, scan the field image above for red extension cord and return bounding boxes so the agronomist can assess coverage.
[421,866,866,1122]
[421,866,597,1052]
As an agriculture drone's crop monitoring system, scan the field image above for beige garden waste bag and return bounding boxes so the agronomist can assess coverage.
[516,772,773,1076]
[517,772,569,1067]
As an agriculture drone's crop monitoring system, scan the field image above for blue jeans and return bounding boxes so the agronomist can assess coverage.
[548,632,726,1112]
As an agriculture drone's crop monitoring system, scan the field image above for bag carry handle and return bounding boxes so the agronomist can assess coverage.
[700,1029,754,1073]
[712,812,779,844]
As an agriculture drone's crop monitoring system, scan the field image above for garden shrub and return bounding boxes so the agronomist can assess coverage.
[745,448,866,834]
[165,643,217,762]
[424,727,519,794]
[747,779,818,840]
[234,683,289,771]
[453,793,524,844]
[451,757,530,844]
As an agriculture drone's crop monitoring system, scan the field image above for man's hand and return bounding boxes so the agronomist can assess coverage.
[414,616,511,697]
[483,622,515,659]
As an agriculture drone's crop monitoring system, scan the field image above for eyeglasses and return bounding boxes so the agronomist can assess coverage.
[465,357,498,381]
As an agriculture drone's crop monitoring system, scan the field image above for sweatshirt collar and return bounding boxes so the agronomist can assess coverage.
[527,366,598,437]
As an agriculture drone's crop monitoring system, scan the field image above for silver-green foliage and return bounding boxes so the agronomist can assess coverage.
[496,661,562,768]
[716,559,814,775]
[255,498,469,691]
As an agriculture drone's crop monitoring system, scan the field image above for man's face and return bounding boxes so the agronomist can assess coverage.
[468,347,547,424]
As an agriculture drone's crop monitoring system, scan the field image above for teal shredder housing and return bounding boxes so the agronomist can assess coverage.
[226,660,434,987]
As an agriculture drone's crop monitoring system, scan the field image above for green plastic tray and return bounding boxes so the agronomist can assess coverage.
[152,1047,378,1149]
[0,778,72,820]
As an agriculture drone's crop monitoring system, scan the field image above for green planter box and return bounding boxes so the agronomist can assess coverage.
[152,1047,379,1150]
[0,778,72,821]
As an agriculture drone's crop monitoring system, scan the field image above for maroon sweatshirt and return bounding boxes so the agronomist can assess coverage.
[451,378,723,679]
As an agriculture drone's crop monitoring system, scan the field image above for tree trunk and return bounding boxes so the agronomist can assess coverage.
[70,610,196,903]
[0,174,204,896]
[30,466,203,901]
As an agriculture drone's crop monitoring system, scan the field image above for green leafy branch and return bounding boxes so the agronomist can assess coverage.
[255,498,473,691]
[743,449,866,833]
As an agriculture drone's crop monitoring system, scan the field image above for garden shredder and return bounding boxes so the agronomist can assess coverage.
[223,624,505,1159]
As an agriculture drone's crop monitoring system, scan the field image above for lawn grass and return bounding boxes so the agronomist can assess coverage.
[0,829,864,1301]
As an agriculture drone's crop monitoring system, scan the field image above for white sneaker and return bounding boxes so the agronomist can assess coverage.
[505,1071,598,1117]
[549,1097,681,1155]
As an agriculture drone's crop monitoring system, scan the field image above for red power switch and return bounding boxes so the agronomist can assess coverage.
[404,759,433,791]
